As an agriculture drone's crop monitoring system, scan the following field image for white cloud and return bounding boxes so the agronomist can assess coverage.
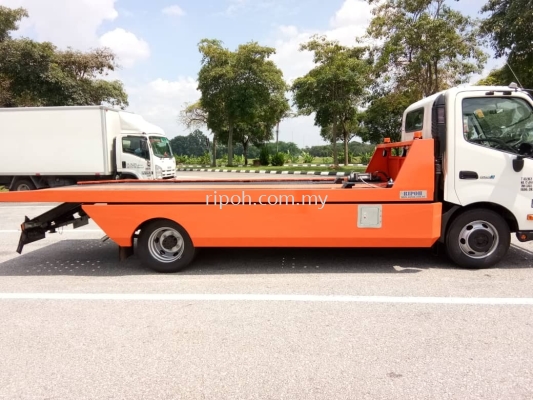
[2,0,150,69]
[162,5,185,16]
[2,0,118,50]
[99,28,150,68]
[330,0,373,28]
[269,0,373,84]
[264,0,374,146]
[125,77,201,139]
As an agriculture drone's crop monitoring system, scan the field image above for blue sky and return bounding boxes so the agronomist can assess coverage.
[2,0,503,147]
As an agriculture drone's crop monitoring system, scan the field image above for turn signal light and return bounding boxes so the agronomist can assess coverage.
[527,215,533,221]
[414,131,423,139]
[384,137,391,143]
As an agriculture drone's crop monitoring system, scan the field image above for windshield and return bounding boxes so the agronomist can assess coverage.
[463,97,533,152]
[149,136,173,159]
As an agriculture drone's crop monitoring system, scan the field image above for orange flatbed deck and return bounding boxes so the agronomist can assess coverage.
[4,139,443,272]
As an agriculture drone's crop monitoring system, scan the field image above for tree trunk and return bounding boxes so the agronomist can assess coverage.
[344,130,349,166]
[243,140,249,166]
[332,117,338,166]
[227,120,234,167]
[276,121,280,152]
[211,133,217,167]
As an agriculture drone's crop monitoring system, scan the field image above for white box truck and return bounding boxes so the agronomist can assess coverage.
[0,106,177,191]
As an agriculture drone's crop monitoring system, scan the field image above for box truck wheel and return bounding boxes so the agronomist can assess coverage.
[12,179,36,191]
[137,219,196,273]
[445,209,510,269]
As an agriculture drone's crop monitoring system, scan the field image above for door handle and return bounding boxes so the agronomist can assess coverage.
[122,161,126,168]
[459,171,478,180]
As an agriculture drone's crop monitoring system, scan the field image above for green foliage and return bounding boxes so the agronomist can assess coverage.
[364,0,487,97]
[0,6,128,108]
[0,6,27,42]
[338,151,356,164]
[479,0,532,60]
[196,38,288,166]
[271,152,285,166]
[291,35,371,165]
[170,129,210,157]
[259,146,270,166]
[360,89,419,144]
[359,152,372,165]
[478,0,533,88]
[301,152,314,163]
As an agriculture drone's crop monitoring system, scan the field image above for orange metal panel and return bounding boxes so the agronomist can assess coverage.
[83,202,442,248]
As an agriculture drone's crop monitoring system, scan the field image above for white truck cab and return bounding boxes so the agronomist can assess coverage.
[401,83,533,254]
[116,112,176,180]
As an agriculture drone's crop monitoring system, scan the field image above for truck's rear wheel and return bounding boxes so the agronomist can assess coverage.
[445,209,510,269]
[12,179,36,191]
[137,219,196,273]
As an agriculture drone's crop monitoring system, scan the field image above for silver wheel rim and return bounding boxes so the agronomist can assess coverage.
[458,220,499,259]
[18,184,31,191]
[147,227,185,263]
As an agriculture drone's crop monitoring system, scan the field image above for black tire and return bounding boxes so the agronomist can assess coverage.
[12,179,36,191]
[136,219,196,273]
[445,209,510,269]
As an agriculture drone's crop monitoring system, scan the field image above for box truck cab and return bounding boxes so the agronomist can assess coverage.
[116,111,176,181]
[0,106,177,190]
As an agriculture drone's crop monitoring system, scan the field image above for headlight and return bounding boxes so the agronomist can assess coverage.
[155,165,162,179]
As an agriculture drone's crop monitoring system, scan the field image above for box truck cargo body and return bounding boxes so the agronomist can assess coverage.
[0,106,176,190]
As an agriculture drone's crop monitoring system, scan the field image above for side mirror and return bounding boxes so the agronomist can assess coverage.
[513,156,524,172]
[514,143,533,172]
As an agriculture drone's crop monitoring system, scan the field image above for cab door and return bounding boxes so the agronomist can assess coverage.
[452,90,533,230]
[117,135,153,179]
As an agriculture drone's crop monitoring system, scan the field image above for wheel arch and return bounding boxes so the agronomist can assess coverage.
[442,201,519,241]
[131,217,195,244]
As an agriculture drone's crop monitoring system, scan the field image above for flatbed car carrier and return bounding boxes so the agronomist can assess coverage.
[1,84,533,272]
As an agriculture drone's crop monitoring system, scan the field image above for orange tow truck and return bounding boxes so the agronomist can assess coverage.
[2,84,533,272]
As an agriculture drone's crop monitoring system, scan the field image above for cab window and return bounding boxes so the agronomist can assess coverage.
[122,137,150,160]
[405,108,424,132]
[462,97,533,153]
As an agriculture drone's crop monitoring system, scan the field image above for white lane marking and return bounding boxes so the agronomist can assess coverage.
[1,293,533,305]
[0,230,103,233]
[0,206,58,209]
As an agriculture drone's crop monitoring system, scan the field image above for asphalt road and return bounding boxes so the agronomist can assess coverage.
[1,172,533,399]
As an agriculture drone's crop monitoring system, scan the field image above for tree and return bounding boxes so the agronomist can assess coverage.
[291,35,371,166]
[179,100,216,165]
[364,0,487,98]
[0,5,27,42]
[170,129,210,157]
[0,5,128,108]
[360,89,418,144]
[478,0,533,88]
[197,39,287,166]
[270,93,293,152]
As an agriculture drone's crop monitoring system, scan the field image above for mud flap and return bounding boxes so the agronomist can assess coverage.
[119,246,133,261]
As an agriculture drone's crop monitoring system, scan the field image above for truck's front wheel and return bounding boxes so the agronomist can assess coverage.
[445,209,510,269]
[137,219,196,273]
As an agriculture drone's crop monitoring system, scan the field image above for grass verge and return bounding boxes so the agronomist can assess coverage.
[179,165,367,173]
